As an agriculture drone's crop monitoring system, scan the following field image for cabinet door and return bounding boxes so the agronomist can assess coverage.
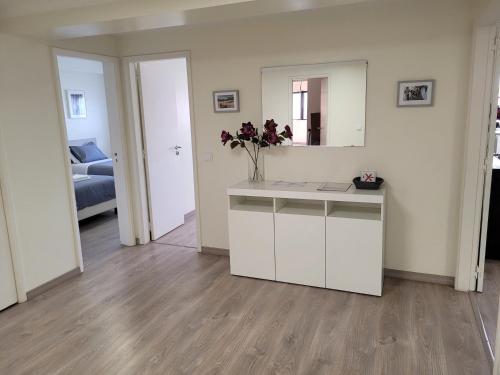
[228,210,275,280]
[0,188,17,310]
[326,217,382,296]
[275,213,325,287]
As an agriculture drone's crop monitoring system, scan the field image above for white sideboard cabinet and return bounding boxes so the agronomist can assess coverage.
[227,180,386,296]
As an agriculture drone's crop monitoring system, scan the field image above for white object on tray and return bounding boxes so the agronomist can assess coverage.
[73,174,90,182]
[361,170,377,182]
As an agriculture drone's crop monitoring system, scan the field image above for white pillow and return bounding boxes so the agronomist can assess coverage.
[69,150,80,164]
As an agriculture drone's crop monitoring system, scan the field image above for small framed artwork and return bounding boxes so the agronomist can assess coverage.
[213,90,239,113]
[397,80,435,107]
[66,89,87,119]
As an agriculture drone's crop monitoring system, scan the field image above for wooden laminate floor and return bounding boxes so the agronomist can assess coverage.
[0,217,490,374]
[78,210,122,264]
[475,259,500,351]
[155,213,197,248]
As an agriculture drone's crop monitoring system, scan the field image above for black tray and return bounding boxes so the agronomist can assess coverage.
[353,177,384,190]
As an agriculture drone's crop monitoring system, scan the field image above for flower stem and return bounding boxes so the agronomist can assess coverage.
[243,144,257,166]
[243,143,261,181]
[252,143,259,180]
[255,145,261,180]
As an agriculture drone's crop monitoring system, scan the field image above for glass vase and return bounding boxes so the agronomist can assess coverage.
[248,154,264,183]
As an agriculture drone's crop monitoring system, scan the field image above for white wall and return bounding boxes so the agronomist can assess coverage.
[119,0,473,277]
[58,56,112,156]
[473,0,500,26]
[0,33,80,291]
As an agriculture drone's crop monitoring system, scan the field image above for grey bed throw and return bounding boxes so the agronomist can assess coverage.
[87,160,114,176]
[74,175,116,210]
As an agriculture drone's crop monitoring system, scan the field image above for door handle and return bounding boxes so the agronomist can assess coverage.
[172,145,182,155]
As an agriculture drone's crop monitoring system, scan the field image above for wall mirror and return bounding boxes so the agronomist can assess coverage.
[261,60,367,147]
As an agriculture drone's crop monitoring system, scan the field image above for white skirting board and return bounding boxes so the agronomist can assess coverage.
[200,248,455,287]
[77,199,117,221]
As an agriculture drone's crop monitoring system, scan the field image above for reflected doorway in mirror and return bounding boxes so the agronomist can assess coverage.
[291,78,328,146]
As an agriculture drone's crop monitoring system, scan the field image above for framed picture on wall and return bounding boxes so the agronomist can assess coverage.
[397,80,435,107]
[213,90,239,113]
[66,89,87,118]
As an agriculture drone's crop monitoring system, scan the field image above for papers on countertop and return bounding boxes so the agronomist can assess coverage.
[272,180,307,187]
[317,182,352,192]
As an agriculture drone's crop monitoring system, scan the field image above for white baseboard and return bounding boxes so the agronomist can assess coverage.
[200,247,455,286]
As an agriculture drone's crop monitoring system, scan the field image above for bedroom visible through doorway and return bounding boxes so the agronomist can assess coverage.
[55,52,134,266]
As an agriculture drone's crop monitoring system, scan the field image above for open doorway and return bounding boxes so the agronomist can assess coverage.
[54,50,135,267]
[472,44,500,362]
[291,78,328,146]
[127,55,198,249]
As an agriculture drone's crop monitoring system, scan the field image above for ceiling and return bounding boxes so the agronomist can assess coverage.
[0,0,129,19]
[0,0,379,40]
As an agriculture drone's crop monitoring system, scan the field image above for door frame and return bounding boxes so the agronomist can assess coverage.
[456,24,499,291]
[51,48,136,272]
[121,51,202,251]
[0,127,27,303]
[477,35,500,292]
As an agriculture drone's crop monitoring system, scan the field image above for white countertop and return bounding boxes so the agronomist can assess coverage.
[227,180,385,204]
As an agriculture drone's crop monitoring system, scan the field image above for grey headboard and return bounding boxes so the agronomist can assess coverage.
[68,138,97,147]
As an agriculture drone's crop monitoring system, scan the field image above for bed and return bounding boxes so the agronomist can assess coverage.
[69,138,114,176]
[68,139,117,220]
[72,159,114,176]
[74,175,116,221]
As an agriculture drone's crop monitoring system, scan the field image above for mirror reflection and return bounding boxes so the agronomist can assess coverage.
[262,61,367,147]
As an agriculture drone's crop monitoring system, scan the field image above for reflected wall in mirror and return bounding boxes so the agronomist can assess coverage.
[262,60,367,147]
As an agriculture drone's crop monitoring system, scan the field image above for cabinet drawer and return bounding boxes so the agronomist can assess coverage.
[326,217,383,296]
[228,209,275,280]
[275,213,325,288]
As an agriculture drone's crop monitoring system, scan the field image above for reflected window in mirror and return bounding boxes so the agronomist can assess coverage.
[262,61,366,147]
[292,80,308,145]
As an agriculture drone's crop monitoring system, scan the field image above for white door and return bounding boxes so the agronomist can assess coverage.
[137,60,185,240]
[477,57,500,292]
[0,186,17,310]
